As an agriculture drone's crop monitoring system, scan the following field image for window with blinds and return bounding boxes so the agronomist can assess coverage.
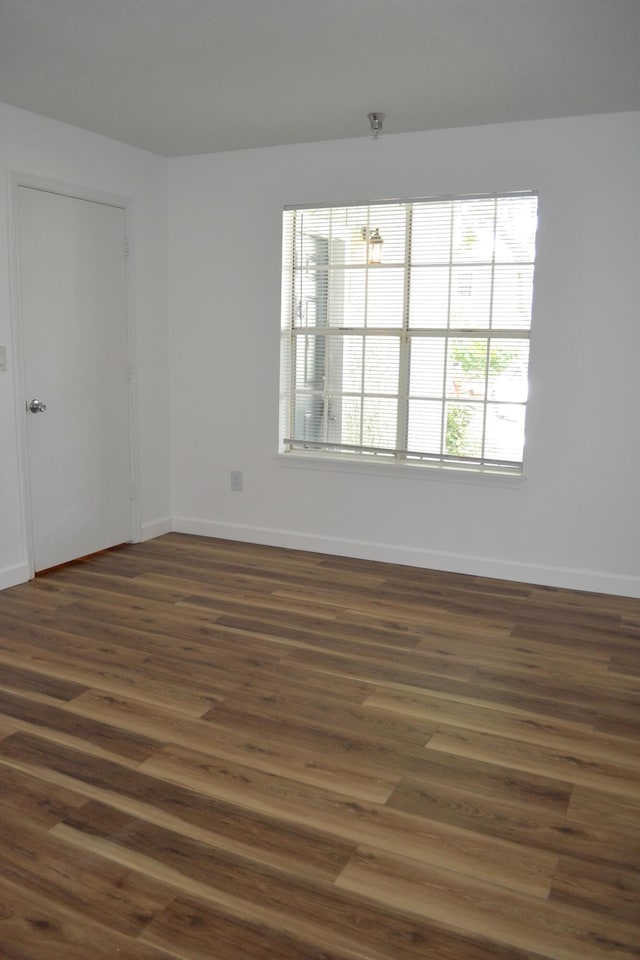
[280,191,538,472]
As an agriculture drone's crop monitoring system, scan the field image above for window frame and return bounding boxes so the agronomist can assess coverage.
[280,191,538,476]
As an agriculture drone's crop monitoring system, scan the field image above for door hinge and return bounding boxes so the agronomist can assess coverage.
[125,367,133,381]
[129,484,136,501]
[124,239,131,257]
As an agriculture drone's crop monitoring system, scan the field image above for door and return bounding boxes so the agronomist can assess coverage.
[17,186,132,572]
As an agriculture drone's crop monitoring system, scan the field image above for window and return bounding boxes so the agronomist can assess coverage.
[280,192,538,473]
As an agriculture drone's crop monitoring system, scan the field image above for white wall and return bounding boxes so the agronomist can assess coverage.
[0,103,170,588]
[5,105,635,598]
[168,112,640,597]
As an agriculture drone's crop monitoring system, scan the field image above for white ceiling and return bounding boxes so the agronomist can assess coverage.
[1,0,639,157]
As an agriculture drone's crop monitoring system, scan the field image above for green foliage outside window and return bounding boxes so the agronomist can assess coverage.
[445,342,517,455]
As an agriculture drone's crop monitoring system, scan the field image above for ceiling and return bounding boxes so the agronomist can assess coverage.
[1,0,639,157]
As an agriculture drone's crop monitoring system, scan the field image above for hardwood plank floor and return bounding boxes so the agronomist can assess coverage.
[0,533,638,959]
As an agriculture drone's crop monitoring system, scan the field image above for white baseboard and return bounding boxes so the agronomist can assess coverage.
[138,517,173,542]
[0,563,30,590]
[2,519,637,598]
[171,517,640,599]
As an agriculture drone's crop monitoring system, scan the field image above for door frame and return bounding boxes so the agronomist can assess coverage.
[8,172,140,577]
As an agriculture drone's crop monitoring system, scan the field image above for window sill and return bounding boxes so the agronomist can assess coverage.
[275,450,525,487]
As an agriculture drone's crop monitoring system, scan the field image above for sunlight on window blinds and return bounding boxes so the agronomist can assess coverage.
[280,192,538,471]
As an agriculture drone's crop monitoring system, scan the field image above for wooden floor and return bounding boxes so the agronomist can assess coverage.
[0,534,638,960]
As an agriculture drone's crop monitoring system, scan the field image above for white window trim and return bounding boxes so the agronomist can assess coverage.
[280,191,538,475]
[275,450,527,487]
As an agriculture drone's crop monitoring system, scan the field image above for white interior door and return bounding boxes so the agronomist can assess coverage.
[18,186,132,572]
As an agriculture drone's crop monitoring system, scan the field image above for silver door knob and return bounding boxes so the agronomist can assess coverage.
[28,398,47,413]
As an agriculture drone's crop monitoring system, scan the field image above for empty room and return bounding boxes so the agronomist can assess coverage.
[0,2,639,958]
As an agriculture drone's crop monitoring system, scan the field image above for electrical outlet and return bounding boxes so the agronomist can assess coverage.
[230,470,243,492]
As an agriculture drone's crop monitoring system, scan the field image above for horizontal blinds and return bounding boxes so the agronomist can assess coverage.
[280,192,538,470]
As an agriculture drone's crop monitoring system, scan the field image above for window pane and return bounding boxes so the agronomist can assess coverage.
[450,265,492,328]
[485,403,526,462]
[364,337,399,394]
[409,266,449,328]
[294,334,326,390]
[452,198,496,262]
[293,255,330,328]
[492,265,534,330]
[367,268,404,327]
[411,202,452,264]
[495,196,537,262]
[487,339,529,403]
[408,399,443,453]
[362,397,397,448]
[409,338,446,398]
[340,336,363,392]
[446,339,488,400]
[368,204,407,264]
[330,268,365,327]
[293,392,326,443]
[338,396,362,445]
[296,209,331,265]
[328,207,367,266]
[445,402,483,458]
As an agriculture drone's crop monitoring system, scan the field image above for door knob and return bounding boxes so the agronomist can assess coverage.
[28,398,47,413]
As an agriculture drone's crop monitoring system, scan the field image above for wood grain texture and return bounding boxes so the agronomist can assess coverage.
[0,532,638,959]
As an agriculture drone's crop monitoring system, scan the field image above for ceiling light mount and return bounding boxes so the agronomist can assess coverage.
[368,112,385,139]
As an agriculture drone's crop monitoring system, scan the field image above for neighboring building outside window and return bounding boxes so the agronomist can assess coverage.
[280,192,538,473]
